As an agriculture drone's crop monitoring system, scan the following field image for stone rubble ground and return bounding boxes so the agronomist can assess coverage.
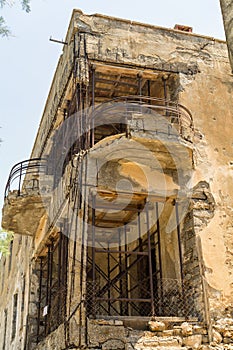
[87,319,233,350]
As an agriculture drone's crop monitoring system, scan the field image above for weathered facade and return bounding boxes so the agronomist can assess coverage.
[1,9,233,350]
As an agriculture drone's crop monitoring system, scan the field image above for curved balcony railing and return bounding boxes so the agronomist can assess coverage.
[90,95,193,145]
[4,97,193,200]
[4,158,47,198]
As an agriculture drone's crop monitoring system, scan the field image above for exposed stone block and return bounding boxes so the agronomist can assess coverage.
[183,334,203,349]
[181,322,193,336]
[88,322,126,344]
[148,320,166,332]
[212,330,223,344]
[102,339,125,349]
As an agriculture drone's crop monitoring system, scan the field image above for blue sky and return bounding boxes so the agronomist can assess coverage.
[0,0,225,222]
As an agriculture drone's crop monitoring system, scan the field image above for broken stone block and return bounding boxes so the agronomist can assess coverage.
[181,322,193,336]
[158,336,180,347]
[148,320,166,332]
[193,325,208,335]
[223,337,233,344]
[88,322,126,344]
[183,334,203,349]
[212,329,222,344]
[142,338,159,347]
[223,330,233,338]
[173,328,182,336]
[162,329,174,336]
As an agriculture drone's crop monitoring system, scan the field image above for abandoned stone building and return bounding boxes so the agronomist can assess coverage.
[1,9,233,350]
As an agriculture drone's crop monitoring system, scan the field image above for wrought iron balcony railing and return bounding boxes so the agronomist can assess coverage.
[4,158,47,198]
[88,95,194,147]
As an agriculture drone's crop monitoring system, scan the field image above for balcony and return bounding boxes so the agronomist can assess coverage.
[91,96,194,145]
[2,96,194,237]
[2,158,50,236]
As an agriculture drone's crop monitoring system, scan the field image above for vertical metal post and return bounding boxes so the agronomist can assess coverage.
[58,232,62,322]
[107,241,111,315]
[137,206,144,314]
[145,202,155,316]
[63,234,68,322]
[155,202,163,280]
[124,224,129,315]
[48,240,54,333]
[36,257,43,344]
[80,82,84,150]
[137,72,143,96]
[91,66,96,148]
[163,77,167,100]
[175,201,186,314]
[49,241,54,295]
[92,195,96,317]
[162,75,169,118]
[45,245,51,335]
[155,202,163,314]
[118,228,123,315]
[18,162,23,196]
[137,207,143,252]
[147,80,151,98]
[175,202,184,283]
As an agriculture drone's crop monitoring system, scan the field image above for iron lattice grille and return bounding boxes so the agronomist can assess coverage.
[86,198,201,320]
[36,233,68,343]
[86,278,197,318]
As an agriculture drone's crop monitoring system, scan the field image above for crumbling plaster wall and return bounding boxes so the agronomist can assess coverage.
[0,235,32,350]
[29,10,233,315]
[179,53,233,314]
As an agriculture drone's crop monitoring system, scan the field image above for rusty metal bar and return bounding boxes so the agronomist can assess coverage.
[58,232,62,323]
[91,66,96,147]
[96,297,152,302]
[175,201,186,316]
[162,75,169,119]
[155,202,163,314]
[63,234,69,321]
[107,241,111,314]
[47,240,54,334]
[137,207,143,252]
[95,249,148,255]
[137,72,142,96]
[45,245,51,335]
[36,257,43,343]
[95,77,138,88]
[18,162,23,196]
[155,202,163,281]
[147,80,151,98]
[145,202,155,316]
[124,224,129,315]
[175,202,184,284]
[118,228,123,314]
[92,194,96,317]
[94,203,143,211]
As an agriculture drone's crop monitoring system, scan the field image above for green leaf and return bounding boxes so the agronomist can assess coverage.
[21,0,30,13]
[0,1,31,37]
[0,231,14,256]
[0,16,11,37]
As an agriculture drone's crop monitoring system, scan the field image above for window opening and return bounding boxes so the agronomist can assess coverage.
[3,309,7,350]
[86,195,197,319]
[36,232,68,343]
[11,293,18,341]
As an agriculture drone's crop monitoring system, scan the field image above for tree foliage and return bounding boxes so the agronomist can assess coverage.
[0,231,13,256]
[0,0,31,37]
